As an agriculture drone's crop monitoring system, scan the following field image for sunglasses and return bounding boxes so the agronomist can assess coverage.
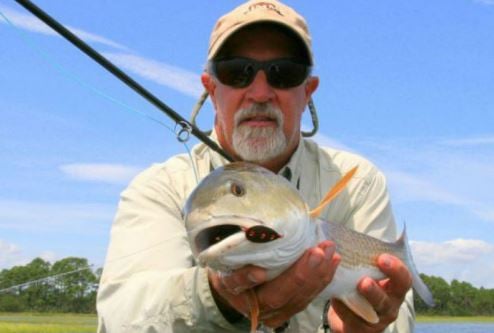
[208,57,312,89]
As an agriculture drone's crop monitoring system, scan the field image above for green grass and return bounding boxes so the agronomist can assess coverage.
[1,312,493,331]
[0,313,97,333]
[417,315,494,323]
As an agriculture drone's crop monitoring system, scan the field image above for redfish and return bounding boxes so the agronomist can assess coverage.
[184,162,433,330]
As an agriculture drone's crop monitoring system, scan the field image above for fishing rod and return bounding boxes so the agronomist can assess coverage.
[14,0,234,162]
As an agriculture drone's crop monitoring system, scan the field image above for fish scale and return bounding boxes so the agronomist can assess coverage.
[326,223,405,269]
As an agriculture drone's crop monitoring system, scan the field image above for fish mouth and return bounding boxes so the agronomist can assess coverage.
[195,224,243,253]
[191,215,282,253]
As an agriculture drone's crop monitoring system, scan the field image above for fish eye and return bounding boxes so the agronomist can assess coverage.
[230,182,245,197]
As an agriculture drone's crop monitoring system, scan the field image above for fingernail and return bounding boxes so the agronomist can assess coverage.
[247,273,258,284]
[363,277,374,292]
[309,252,323,268]
[381,254,392,269]
[324,244,335,259]
[232,286,246,295]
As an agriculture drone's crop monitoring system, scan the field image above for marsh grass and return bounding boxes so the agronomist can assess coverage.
[417,315,494,323]
[2,312,493,331]
[0,313,97,333]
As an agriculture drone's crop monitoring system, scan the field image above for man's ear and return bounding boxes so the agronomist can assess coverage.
[305,76,319,102]
[201,72,218,108]
[201,72,216,97]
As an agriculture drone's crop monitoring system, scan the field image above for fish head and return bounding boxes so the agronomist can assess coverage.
[183,162,312,273]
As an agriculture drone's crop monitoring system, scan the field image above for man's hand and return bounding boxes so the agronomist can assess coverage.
[208,240,340,328]
[328,253,412,333]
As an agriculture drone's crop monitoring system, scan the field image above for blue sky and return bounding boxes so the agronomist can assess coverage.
[1,0,493,288]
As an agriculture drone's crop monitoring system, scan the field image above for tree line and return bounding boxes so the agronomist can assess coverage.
[1,257,494,316]
[414,274,494,316]
[0,257,99,313]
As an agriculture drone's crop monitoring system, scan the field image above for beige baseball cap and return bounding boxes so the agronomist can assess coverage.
[207,0,313,64]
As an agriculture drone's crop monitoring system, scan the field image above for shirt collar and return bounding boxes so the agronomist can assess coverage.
[279,136,305,188]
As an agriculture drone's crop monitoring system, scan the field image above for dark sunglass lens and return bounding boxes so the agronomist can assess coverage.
[267,60,309,89]
[212,58,309,89]
[213,59,256,88]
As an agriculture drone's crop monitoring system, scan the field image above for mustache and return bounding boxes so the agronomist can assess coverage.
[234,104,283,127]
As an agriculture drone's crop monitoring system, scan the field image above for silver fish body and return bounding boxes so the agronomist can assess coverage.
[183,162,434,323]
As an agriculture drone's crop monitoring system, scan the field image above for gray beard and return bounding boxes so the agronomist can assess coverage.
[231,104,287,163]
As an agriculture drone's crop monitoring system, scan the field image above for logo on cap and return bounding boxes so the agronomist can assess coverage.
[244,2,284,16]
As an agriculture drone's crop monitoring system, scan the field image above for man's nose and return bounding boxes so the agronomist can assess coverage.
[245,70,275,103]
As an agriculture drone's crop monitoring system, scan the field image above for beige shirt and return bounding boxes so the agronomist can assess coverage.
[97,136,415,333]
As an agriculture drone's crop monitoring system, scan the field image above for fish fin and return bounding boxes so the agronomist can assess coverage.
[309,166,358,218]
[412,273,435,307]
[339,292,379,324]
[395,224,407,247]
[398,225,436,307]
[245,289,260,333]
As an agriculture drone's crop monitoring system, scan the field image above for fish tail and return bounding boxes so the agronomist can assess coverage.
[397,225,435,307]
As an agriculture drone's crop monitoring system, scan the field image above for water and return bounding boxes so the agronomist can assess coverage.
[416,323,494,333]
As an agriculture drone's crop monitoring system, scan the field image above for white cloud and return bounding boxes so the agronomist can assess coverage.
[411,239,494,265]
[103,52,203,98]
[0,240,62,269]
[39,250,58,263]
[0,200,114,234]
[353,135,494,223]
[439,135,494,147]
[0,5,126,50]
[385,170,466,206]
[474,206,494,222]
[311,130,355,152]
[60,163,142,184]
[0,239,22,268]
[1,6,204,99]
[305,132,494,226]
[474,0,494,5]
[411,239,494,288]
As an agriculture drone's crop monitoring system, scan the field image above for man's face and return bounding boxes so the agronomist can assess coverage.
[203,26,318,170]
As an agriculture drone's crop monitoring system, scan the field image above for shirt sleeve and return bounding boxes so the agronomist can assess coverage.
[96,164,246,333]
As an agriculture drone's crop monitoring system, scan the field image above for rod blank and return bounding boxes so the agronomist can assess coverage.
[14,0,234,162]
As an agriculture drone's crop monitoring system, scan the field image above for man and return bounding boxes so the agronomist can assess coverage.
[97,1,415,332]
